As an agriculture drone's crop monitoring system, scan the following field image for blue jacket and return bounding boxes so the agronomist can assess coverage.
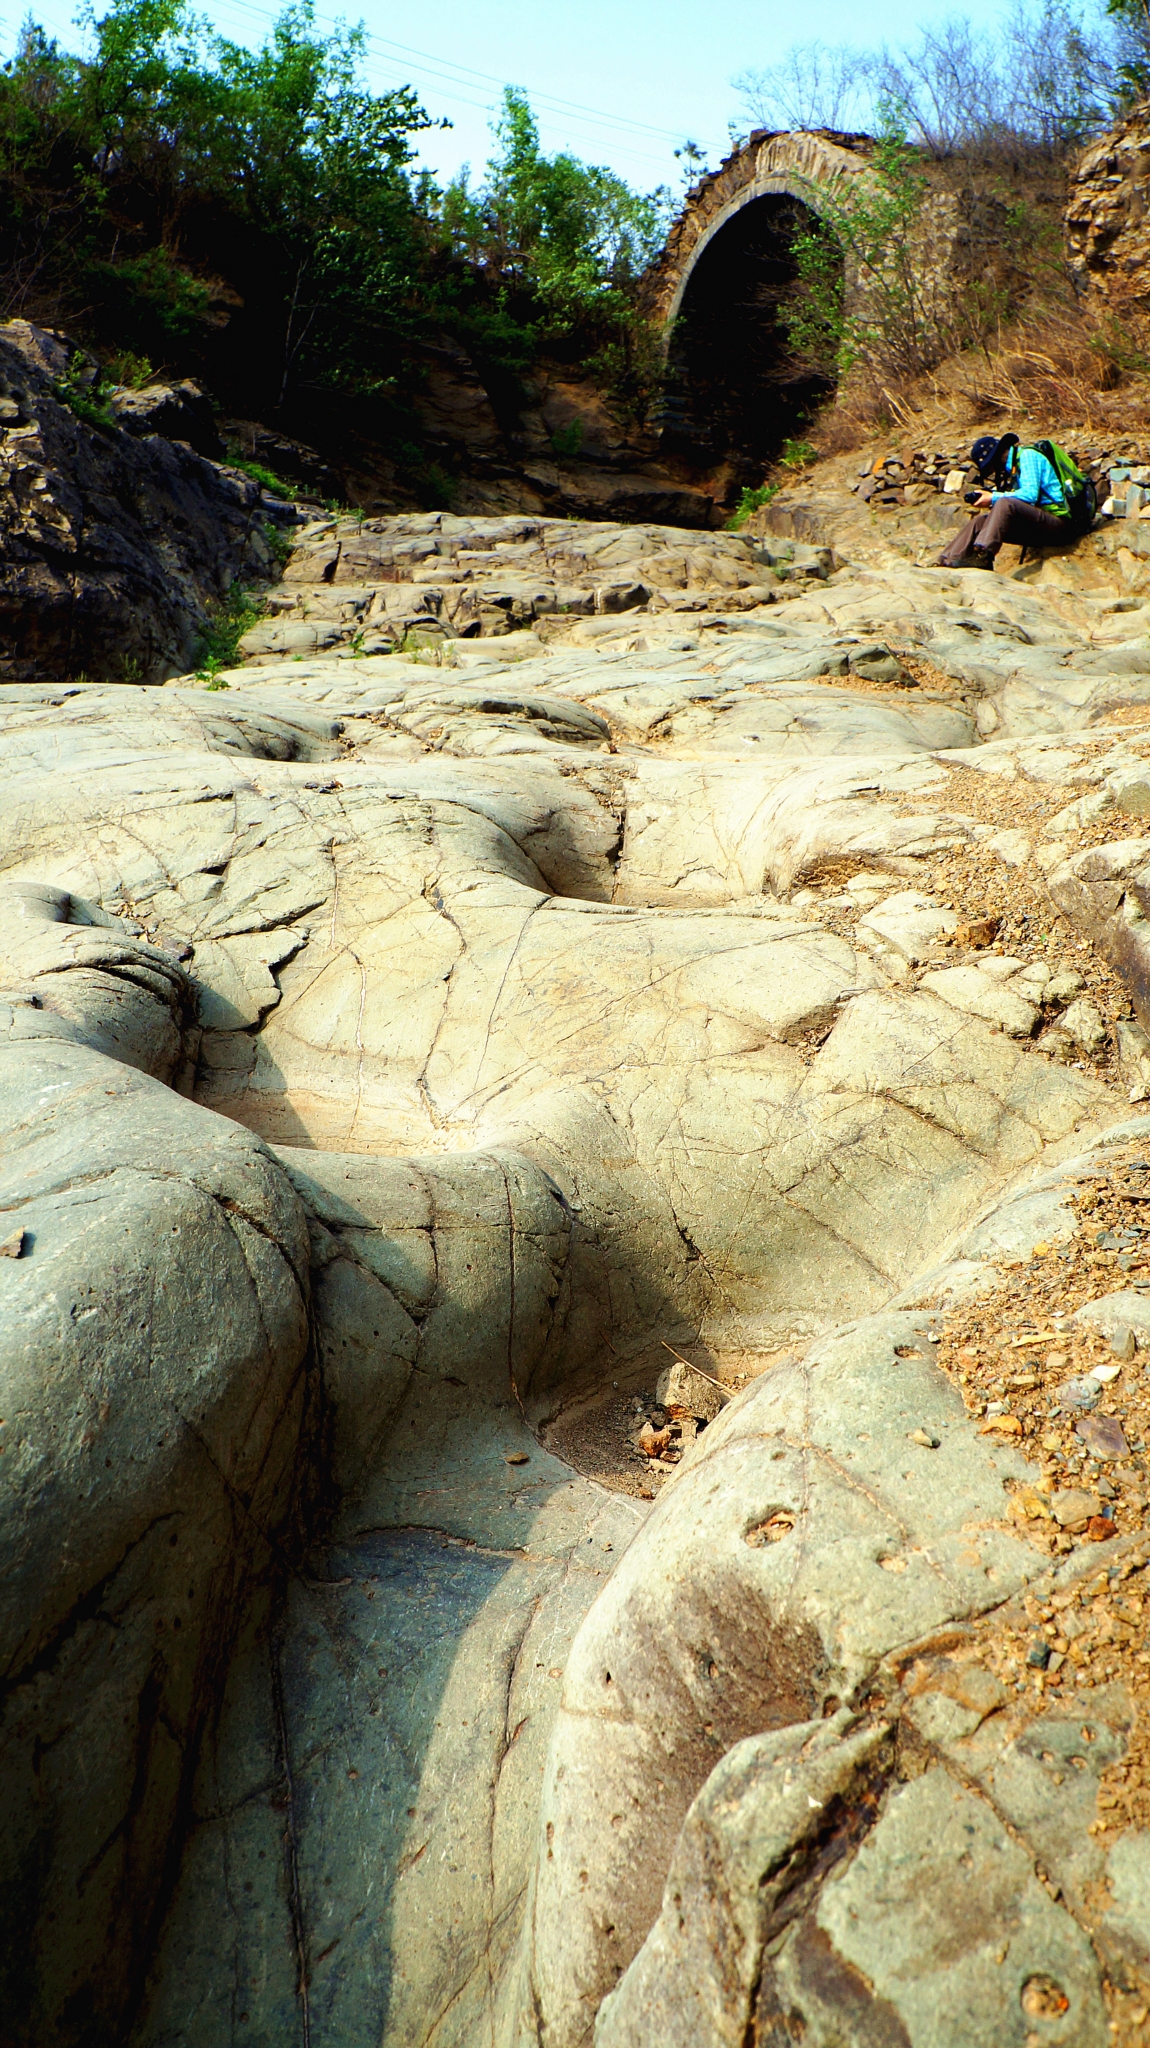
[991,445,1066,513]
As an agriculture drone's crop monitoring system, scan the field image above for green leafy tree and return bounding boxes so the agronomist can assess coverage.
[440,88,666,330]
[784,113,1004,383]
[435,88,669,419]
[0,10,671,445]
[1106,0,1150,99]
[207,7,436,398]
[0,0,436,398]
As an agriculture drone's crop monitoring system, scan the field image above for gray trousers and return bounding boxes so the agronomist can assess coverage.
[939,495,1069,565]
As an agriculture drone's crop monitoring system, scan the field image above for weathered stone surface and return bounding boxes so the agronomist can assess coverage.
[5,496,1150,2048]
[1048,840,1150,1029]
[1068,107,1150,307]
[0,882,311,2044]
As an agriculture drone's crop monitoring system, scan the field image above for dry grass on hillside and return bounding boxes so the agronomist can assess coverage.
[811,303,1150,462]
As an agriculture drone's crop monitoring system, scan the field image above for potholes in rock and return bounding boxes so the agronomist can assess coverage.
[543,1386,700,1499]
[542,1349,749,1496]
[1021,1974,1071,2019]
[745,1510,797,1546]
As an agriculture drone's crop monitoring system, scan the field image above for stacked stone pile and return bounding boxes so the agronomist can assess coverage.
[850,441,1136,513]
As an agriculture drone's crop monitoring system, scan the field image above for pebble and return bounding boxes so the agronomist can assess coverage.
[638,1422,672,1458]
[1076,1414,1130,1459]
[1053,1487,1102,1528]
[1059,1376,1102,1411]
[907,1427,940,1447]
[1110,1325,1137,1360]
[505,1451,530,1465]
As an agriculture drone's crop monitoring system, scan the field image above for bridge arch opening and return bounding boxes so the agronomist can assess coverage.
[658,192,838,490]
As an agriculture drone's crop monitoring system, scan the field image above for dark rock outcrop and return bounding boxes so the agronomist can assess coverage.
[109,378,225,458]
[0,321,288,683]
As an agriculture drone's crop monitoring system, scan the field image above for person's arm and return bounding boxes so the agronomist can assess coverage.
[991,448,1040,504]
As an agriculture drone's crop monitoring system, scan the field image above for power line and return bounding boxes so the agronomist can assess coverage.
[203,0,711,167]
[218,0,693,169]
[354,30,691,142]
[6,0,720,176]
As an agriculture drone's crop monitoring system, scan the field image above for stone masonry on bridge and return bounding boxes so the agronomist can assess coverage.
[643,129,879,332]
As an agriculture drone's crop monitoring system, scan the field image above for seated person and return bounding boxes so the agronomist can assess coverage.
[939,433,1069,569]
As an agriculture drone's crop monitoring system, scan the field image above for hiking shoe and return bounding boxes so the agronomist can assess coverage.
[940,550,995,571]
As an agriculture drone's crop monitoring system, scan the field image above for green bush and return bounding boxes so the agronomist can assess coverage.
[549,418,584,458]
[54,363,116,429]
[103,349,155,388]
[226,450,295,497]
[727,482,779,530]
[194,582,265,682]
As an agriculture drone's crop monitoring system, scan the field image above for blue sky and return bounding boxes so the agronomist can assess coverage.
[9,0,1018,191]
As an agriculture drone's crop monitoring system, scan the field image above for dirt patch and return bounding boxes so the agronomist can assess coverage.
[542,1357,751,1497]
[543,1387,661,1498]
[791,751,1150,1090]
[925,1139,1150,2047]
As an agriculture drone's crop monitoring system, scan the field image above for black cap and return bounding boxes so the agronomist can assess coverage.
[971,432,1019,479]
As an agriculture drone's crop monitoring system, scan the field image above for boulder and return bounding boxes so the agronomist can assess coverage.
[110,378,224,457]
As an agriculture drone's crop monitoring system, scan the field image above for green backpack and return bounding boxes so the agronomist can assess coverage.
[1024,439,1097,535]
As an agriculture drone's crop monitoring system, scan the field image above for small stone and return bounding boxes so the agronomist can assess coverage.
[1047,970,1084,1004]
[1076,1414,1129,1460]
[1021,1977,1070,2019]
[1052,1488,1102,1529]
[745,1510,796,1546]
[1060,998,1107,1055]
[1027,1637,1052,1669]
[505,1451,530,1465]
[1059,1376,1102,1412]
[1046,1351,1069,1372]
[954,916,1001,948]
[1110,1325,1137,1361]
[1090,1362,1123,1384]
[907,1427,940,1447]
[0,1227,25,1258]
[655,1359,725,1422]
[638,1422,672,1458]
[1085,1515,1119,1542]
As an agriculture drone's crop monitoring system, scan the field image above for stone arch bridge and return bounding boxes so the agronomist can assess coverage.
[646,129,877,330]
[644,128,991,489]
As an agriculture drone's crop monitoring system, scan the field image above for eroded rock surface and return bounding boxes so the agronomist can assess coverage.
[4,510,1150,2046]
